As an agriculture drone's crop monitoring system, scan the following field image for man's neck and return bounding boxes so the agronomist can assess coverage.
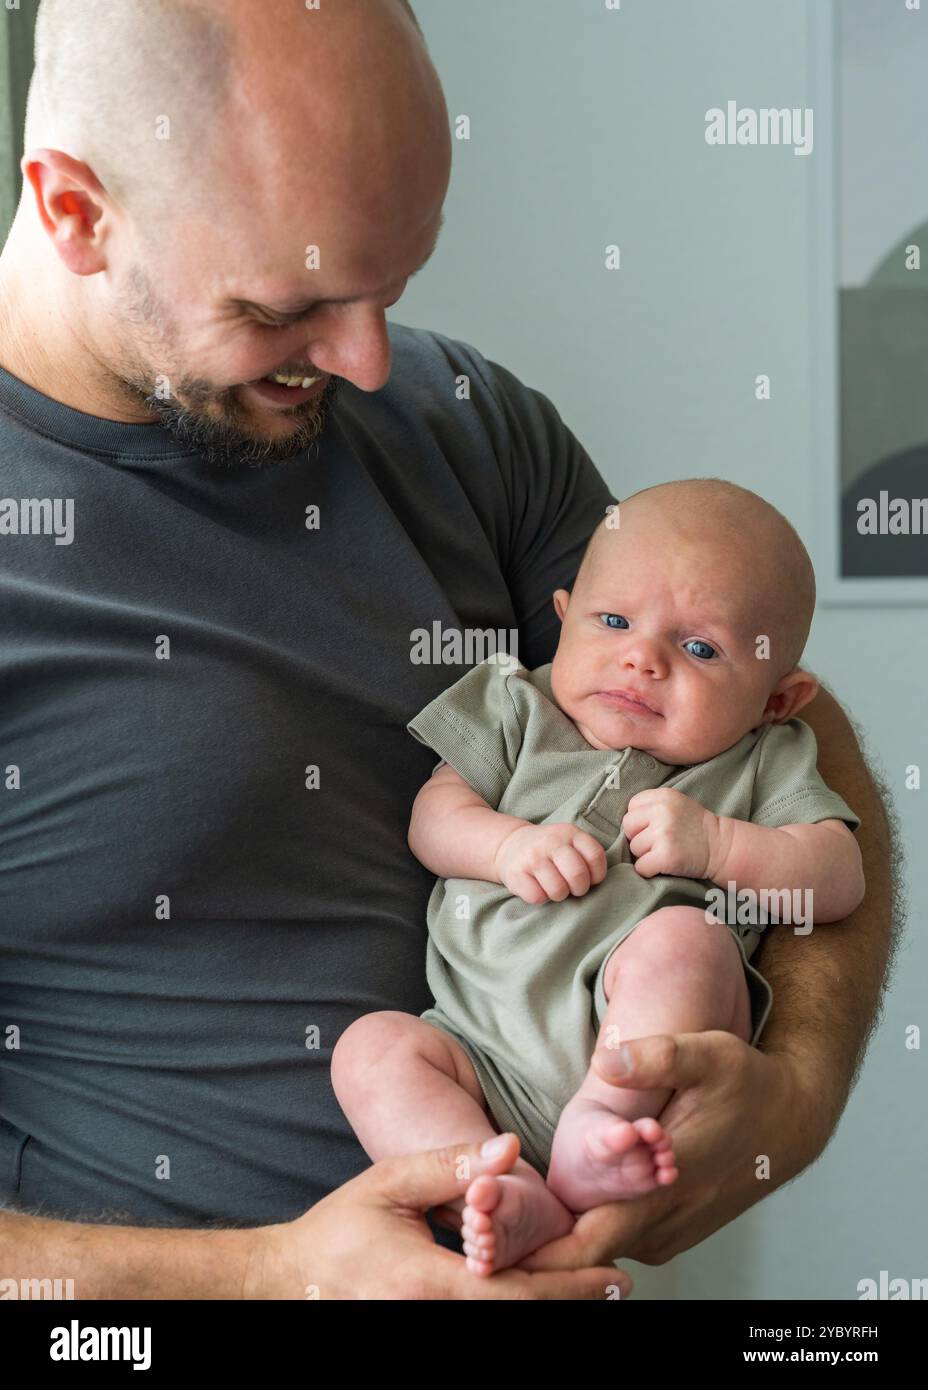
[0,252,149,424]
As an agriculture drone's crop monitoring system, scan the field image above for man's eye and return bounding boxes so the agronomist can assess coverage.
[684,639,717,660]
[599,614,629,629]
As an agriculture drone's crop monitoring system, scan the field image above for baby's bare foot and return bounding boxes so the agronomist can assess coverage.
[461,1166,575,1277]
[546,1096,678,1212]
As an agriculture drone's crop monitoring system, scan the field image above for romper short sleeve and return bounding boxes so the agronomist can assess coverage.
[406,654,526,808]
[749,719,861,831]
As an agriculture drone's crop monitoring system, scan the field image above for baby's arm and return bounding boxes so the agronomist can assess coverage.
[622,788,865,924]
[407,763,531,881]
[408,763,607,903]
[707,816,865,923]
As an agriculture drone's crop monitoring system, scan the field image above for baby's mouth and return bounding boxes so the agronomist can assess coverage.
[596,689,662,716]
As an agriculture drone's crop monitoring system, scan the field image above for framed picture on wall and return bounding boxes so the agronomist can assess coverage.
[811,0,928,605]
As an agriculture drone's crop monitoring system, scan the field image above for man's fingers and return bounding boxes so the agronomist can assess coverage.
[430,1203,463,1234]
[446,1258,633,1300]
[518,1195,673,1271]
[590,1030,728,1093]
[373,1132,521,1210]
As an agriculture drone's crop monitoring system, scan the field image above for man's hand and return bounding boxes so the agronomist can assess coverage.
[510,1031,828,1270]
[494,823,608,904]
[622,788,721,880]
[247,1132,630,1299]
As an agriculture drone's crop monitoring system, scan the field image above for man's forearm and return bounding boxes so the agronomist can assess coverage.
[752,683,901,1132]
[0,1208,262,1299]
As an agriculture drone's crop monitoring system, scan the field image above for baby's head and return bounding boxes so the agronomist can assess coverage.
[550,479,819,765]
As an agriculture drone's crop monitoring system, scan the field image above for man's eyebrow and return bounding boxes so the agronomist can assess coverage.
[233,213,445,320]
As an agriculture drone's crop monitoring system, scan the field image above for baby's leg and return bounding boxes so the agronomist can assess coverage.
[331,1012,574,1275]
[546,906,751,1213]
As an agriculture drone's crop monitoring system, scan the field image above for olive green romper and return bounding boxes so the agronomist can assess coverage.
[407,655,860,1175]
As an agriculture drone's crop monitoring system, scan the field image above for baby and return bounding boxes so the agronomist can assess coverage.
[331,478,865,1277]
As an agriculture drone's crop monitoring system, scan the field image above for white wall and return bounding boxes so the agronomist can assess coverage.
[394,0,924,1299]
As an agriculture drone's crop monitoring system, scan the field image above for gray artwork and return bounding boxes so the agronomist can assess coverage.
[838,0,928,579]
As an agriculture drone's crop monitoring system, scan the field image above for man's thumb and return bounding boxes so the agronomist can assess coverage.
[591,1032,710,1091]
[374,1132,521,1210]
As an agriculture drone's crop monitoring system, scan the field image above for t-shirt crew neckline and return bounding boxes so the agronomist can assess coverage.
[0,361,200,461]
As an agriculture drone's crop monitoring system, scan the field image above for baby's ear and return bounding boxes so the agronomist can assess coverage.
[553,589,570,623]
[761,667,820,724]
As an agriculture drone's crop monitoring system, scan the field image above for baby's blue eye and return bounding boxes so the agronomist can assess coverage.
[599,614,629,629]
[684,639,717,660]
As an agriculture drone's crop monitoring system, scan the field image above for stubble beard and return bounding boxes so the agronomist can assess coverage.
[114,262,339,469]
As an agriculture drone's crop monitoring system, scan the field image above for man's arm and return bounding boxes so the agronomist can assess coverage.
[750,680,900,1131]
[0,1140,632,1300]
[0,1206,258,1298]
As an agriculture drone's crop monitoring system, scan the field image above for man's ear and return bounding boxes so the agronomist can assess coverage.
[553,589,570,624]
[21,148,108,276]
[760,667,820,724]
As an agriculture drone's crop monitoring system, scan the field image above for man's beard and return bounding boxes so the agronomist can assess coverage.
[136,372,341,470]
[114,262,340,469]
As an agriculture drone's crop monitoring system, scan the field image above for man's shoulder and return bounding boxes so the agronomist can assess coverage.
[385,320,497,382]
[381,320,532,421]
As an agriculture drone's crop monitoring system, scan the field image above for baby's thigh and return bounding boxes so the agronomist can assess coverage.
[601,904,744,1003]
[331,1010,486,1110]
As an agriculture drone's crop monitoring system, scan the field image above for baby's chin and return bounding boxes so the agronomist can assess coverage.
[569,710,734,765]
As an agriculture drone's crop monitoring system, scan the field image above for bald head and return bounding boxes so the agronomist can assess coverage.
[575,478,817,675]
[25,0,431,225]
[2,0,449,463]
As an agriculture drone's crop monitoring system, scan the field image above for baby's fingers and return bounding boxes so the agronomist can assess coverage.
[621,807,649,841]
[508,870,549,905]
[573,834,608,886]
[551,845,592,897]
[630,847,660,877]
[533,860,573,902]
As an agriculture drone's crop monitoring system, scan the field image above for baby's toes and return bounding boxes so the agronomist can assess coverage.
[462,1214,496,1249]
[461,1201,494,1237]
[631,1116,664,1145]
[653,1143,679,1184]
[463,1173,503,1217]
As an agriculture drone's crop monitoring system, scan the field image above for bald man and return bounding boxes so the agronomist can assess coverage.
[0,0,895,1300]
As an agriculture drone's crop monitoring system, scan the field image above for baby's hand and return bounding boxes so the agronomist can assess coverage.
[622,788,720,880]
[493,823,608,905]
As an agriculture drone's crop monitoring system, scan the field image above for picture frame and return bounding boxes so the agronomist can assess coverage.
[810,0,928,606]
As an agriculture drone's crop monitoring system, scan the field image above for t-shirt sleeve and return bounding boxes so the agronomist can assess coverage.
[406,656,526,808]
[749,719,861,831]
[482,355,618,669]
[424,332,617,671]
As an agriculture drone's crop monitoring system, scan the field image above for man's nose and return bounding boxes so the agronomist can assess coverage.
[302,304,393,392]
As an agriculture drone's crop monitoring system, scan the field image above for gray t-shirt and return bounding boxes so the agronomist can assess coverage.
[0,321,614,1226]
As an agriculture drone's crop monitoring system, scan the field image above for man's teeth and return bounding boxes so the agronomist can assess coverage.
[264,371,321,388]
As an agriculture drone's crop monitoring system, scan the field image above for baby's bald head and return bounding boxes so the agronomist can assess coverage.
[574,479,816,679]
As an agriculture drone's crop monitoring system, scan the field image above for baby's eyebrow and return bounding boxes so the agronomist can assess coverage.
[590,601,733,636]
